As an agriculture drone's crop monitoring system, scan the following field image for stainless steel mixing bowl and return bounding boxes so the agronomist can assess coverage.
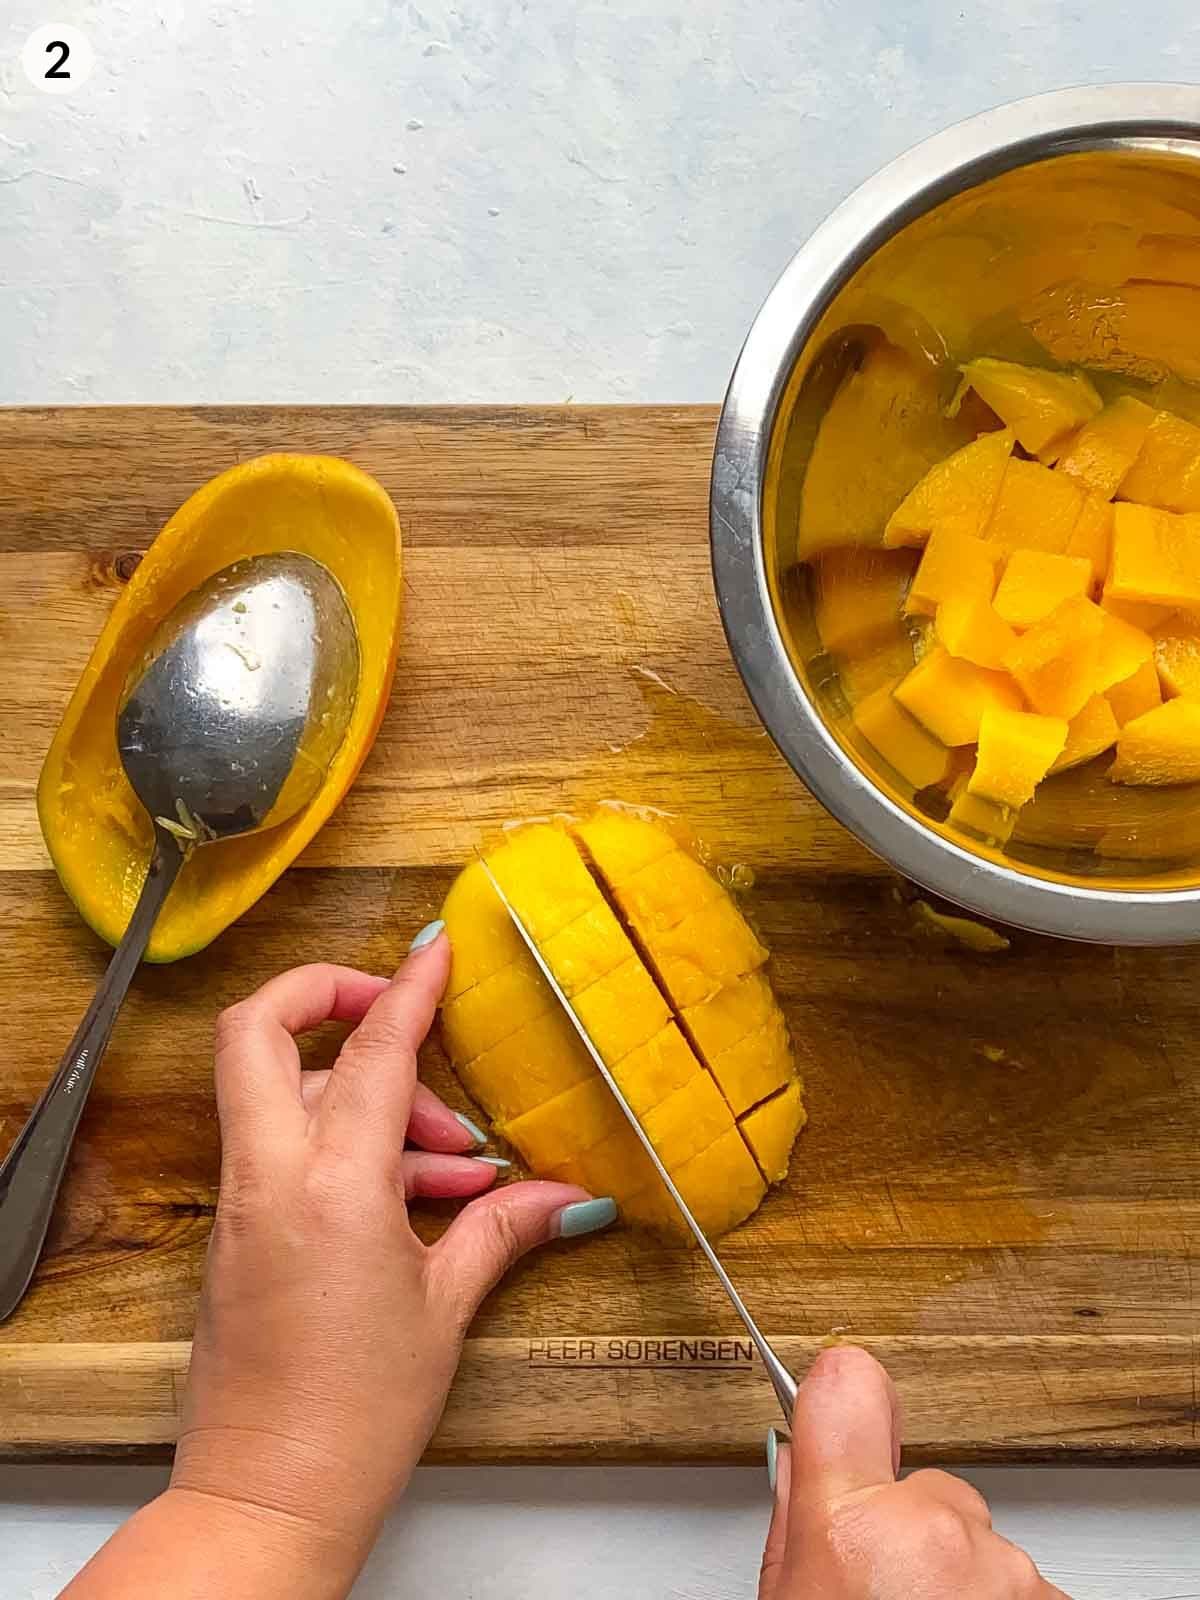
[711,84,1200,943]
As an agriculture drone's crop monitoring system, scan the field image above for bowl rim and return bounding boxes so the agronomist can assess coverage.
[710,83,1200,944]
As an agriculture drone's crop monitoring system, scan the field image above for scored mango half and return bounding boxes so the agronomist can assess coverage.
[440,811,805,1239]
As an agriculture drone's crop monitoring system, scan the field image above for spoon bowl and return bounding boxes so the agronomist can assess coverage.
[0,551,360,1321]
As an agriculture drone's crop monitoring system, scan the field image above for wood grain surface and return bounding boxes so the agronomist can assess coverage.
[0,406,1197,1463]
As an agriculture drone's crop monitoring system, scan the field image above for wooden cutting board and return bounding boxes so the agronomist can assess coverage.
[0,406,1197,1463]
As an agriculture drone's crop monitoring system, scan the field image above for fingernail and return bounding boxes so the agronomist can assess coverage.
[554,1197,617,1238]
[454,1111,488,1148]
[473,1154,510,1168]
[766,1426,781,1493]
[409,919,445,953]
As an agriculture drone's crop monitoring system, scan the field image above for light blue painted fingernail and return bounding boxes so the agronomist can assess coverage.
[554,1197,617,1239]
[474,1154,511,1168]
[409,918,445,952]
[454,1111,488,1148]
[766,1426,780,1493]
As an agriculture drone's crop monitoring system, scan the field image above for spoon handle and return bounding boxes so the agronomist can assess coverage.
[0,829,185,1323]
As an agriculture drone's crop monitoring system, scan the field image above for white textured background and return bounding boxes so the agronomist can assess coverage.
[2,2,1199,1596]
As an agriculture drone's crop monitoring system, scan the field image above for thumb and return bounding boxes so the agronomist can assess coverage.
[788,1346,901,1518]
[429,1181,615,1322]
[758,1427,792,1599]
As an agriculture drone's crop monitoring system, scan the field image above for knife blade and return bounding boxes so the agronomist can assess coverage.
[476,854,796,1422]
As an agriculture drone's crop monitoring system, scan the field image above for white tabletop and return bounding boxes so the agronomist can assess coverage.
[2,2,1198,1593]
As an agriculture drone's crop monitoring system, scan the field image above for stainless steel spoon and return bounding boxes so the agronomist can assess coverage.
[0,551,360,1322]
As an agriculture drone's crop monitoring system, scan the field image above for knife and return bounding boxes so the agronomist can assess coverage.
[477,856,797,1423]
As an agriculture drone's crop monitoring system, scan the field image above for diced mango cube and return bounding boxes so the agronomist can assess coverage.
[626,1127,767,1240]
[707,1011,794,1117]
[946,777,1018,845]
[573,956,670,1066]
[1107,503,1200,611]
[894,647,1023,746]
[1049,695,1120,774]
[614,848,723,937]
[883,427,1013,548]
[813,548,916,655]
[852,683,951,789]
[993,551,1092,631]
[1092,611,1154,695]
[682,971,777,1061]
[1065,494,1114,583]
[499,1076,625,1170]
[903,528,998,618]
[1106,658,1163,726]
[968,706,1069,807]
[1100,591,1175,634]
[540,901,635,997]
[490,824,600,941]
[739,1079,807,1185]
[441,859,529,1001]
[1004,595,1105,719]
[984,457,1086,558]
[1119,409,1200,512]
[1153,613,1200,698]
[1057,396,1156,497]
[956,358,1102,455]
[836,634,918,705]
[797,341,973,557]
[442,960,553,1064]
[935,594,1018,670]
[1110,698,1200,785]
[572,808,676,886]
[611,1023,703,1117]
[642,1072,737,1169]
[460,1005,595,1122]
[653,896,770,1009]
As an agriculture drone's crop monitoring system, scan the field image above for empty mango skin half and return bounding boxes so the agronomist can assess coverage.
[38,454,403,962]
[440,811,805,1238]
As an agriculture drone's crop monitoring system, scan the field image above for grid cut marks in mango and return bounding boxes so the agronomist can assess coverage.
[540,899,635,997]
[612,848,725,936]
[489,823,603,941]
[706,1011,794,1118]
[573,808,677,886]
[459,1005,595,1123]
[442,959,554,1065]
[441,859,529,1001]
[739,1080,808,1185]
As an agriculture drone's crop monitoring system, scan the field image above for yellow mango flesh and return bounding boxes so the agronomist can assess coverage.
[1049,696,1120,775]
[1092,612,1154,695]
[707,1012,794,1117]
[882,427,1013,549]
[1111,699,1200,785]
[993,551,1092,631]
[894,647,1023,746]
[797,341,972,558]
[935,595,1017,670]
[740,1080,808,1185]
[1119,409,1200,512]
[1107,658,1163,726]
[969,706,1069,808]
[625,1129,767,1240]
[1153,614,1200,698]
[852,684,951,790]
[460,1006,594,1122]
[442,859,529,1001]
[904,528,998,618]
[1064,495,1114,584]
[541,901,637,997]
[947,779,1017,845]
[573,956,671,1065]
[957,358,1102,455]
[614,849,724,936]
[837,634,919,705]
[490,823,602,941]
[39,454,403,961]
[441,813,803,1239]
[1057,396,1155,498]
[442,960,553,1065]
[984,458,1086,558]
[651,896,770,1009]
[1101,593,1175,634]
[573,809,676,885]
[1005,595,1105,720]
[682,971,777,1061]
[813,548,916,656]
[1108,503,1200,611]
